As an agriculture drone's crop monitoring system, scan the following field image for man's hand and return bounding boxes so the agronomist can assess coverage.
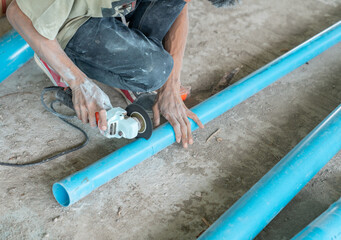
[71,79,112,131]
[153,82,204,148]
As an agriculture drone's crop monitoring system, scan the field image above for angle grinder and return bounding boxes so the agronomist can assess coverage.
[55,87,152,140]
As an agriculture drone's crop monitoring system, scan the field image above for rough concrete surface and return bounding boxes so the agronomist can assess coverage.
[0,0,341,239]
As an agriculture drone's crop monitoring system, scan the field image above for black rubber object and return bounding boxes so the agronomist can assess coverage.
[126,103,153,140]
[55,87,74,110]
[0,86,88,167]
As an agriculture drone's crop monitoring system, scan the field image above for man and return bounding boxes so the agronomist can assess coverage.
[6,0,235,148]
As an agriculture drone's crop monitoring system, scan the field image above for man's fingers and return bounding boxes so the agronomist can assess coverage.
[178,117,188,148]
[98,109,107,131]
[187,110,204,129]
[86,102,97,127]
[80,105,88,123]
[74,105,81,120]
[183,116,193,145]
[167,116,181,143]
[88,111,97,128]
[152,104,160,127]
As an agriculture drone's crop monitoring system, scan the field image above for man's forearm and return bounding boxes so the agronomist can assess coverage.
[6,0,85,88]
[163,4,189,88]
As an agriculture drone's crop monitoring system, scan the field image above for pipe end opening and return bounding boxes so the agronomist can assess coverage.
[52,183,70,207]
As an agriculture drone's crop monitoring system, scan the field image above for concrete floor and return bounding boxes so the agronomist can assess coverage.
[0,0,340,239]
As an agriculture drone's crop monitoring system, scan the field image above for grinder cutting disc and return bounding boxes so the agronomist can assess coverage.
[126,103,153,140]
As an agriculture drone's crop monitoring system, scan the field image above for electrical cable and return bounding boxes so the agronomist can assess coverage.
[0,86,89,167]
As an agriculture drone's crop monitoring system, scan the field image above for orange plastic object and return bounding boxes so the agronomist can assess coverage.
[180,85,191,101]
[95,112,99,126]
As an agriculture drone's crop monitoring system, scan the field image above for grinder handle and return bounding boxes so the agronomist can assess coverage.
[55,87,74,110]
[56,87,101,127]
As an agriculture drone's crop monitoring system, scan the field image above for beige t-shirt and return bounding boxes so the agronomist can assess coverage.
[16,0,137,49]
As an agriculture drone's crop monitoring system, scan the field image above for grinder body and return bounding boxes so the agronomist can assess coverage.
[55,87,152,140]
[100,107,140,139]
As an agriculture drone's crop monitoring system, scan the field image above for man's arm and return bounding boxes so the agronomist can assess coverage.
[153,4,204,148]
[6,0,110,130]
[164,4,188,86]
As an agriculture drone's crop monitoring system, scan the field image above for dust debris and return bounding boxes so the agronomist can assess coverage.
[52,216,61,222]
[117,207,122,217]
[201,217,211,227]
[206,128,221,143]
[47,139,57,146]
[236,177,242,183]
[195,191,202,197]
[7,187,16,194]
[8,156,18,161]
[196,230,206,238]
[211,65,243,95]
[216,137,223,142]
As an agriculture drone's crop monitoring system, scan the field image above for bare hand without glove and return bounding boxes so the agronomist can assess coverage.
[71,79,113,131]
[153,83,204,148]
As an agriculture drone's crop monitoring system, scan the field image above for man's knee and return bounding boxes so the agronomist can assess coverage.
[142,51,174,91]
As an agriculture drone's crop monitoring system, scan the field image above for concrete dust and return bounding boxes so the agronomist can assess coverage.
[1,0,341,239]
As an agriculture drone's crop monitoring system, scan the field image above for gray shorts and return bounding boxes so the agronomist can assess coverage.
[64,0,186,92]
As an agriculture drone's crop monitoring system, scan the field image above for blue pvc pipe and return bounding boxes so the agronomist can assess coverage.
[0,29,34,83]
[53,20,341,207]
[198,105,341,240]
[292,197,341,240]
